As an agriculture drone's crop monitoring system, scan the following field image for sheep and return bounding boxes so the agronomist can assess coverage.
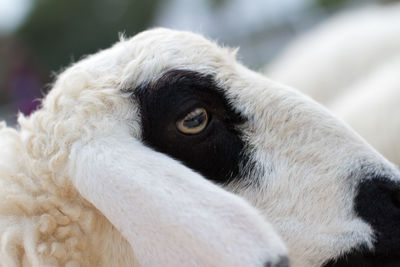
[1,28,400,267]
[266,3,400,105]
[329,56,400,166]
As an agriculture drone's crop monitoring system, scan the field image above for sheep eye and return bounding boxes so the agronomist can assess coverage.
[176,108,208,135]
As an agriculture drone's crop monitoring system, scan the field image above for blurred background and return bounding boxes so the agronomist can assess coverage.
[0,0,397,124]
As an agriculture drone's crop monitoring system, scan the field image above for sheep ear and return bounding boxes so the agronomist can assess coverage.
[68,131,287,267]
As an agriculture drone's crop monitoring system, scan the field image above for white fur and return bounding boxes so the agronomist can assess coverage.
[0,28,399,267]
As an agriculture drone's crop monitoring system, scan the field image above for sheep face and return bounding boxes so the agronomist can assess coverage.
[37,28,400,267]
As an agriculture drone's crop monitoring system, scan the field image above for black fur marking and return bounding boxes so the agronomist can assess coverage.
[133,69,247,183]
[322,245,400,267]
[323,177,400,267]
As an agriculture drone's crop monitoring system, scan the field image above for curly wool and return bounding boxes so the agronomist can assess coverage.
[0,53,139,266]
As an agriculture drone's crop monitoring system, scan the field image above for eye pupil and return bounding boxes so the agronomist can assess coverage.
[183,113,206,128]
[177,108,209,135]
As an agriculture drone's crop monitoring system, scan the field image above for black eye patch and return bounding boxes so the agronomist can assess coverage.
[132,69,247,184]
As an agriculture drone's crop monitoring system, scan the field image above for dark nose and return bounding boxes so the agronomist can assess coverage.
[355,177,400,257]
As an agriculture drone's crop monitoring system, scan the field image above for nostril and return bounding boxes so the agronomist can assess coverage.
[265,256,289,267]
[391,190,400,209]
[275,256,290,267]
